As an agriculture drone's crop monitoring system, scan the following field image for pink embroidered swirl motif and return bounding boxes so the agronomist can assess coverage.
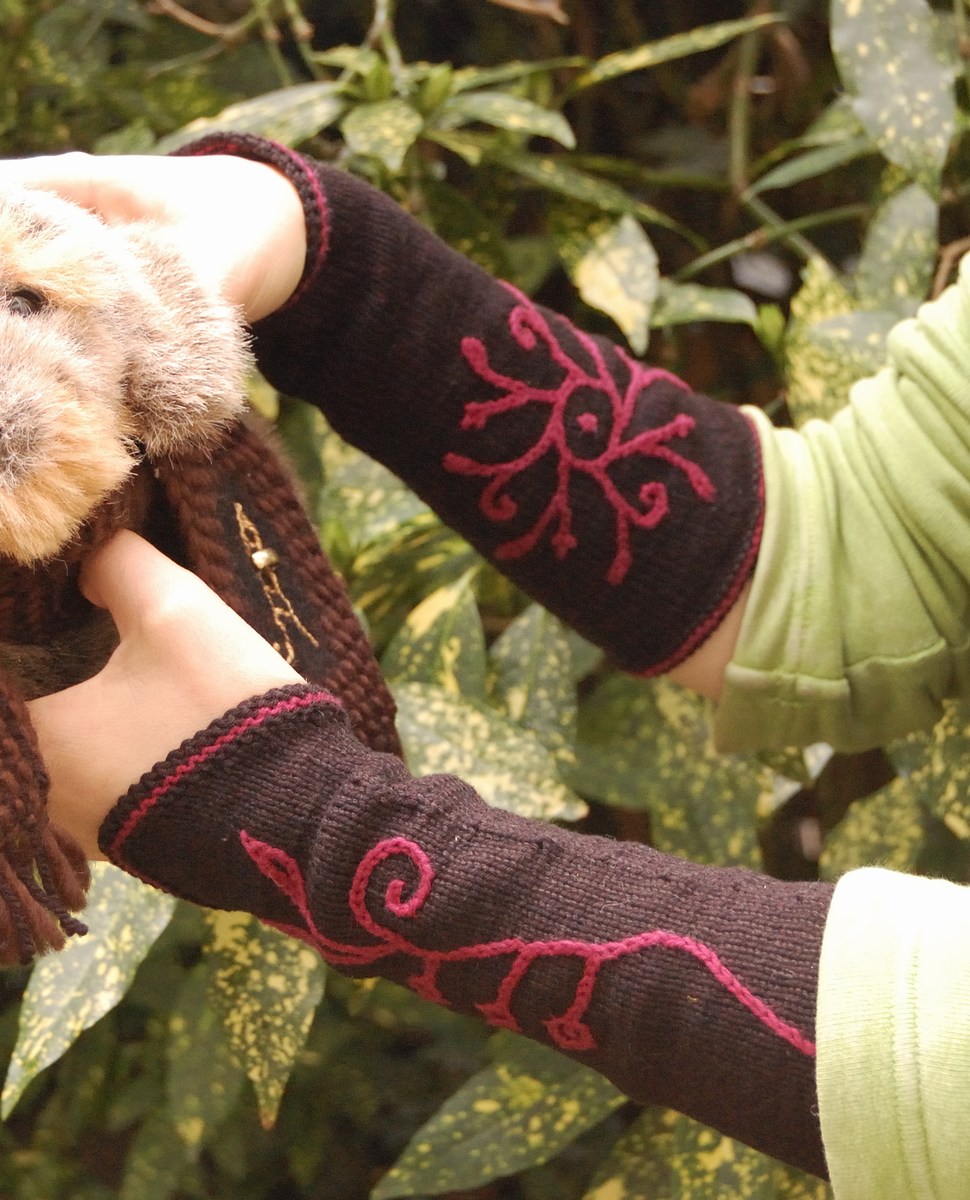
[240,832,815,1058]
[444,285,716,585]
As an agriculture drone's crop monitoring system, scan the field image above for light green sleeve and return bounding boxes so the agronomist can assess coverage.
[817,868,970,1199]
[714,258,970,753]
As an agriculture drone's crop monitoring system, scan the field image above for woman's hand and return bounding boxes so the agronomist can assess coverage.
[0,151,306,321]
[28,532,302,858]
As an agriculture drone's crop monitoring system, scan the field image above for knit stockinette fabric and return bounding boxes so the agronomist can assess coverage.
[181,134,765,679]
[102,683,832,1178]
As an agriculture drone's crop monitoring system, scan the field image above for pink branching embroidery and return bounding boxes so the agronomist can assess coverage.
[240,832,815,1058]
[444,286,717,585]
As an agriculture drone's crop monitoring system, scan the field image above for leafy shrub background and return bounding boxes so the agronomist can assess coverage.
[1,0,968,1196]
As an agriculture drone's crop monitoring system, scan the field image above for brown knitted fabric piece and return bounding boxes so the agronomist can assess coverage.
[101,684,832,1177]
[0,419,399,964]
[155,420,401,756]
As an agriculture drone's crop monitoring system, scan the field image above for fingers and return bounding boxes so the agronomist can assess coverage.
[0,151,101,209]
[79,530,205,636]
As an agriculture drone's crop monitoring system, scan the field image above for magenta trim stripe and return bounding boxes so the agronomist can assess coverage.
[109,690,339,856]
[641,411,766,677]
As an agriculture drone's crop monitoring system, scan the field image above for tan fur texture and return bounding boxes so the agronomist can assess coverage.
[0,187,250,564]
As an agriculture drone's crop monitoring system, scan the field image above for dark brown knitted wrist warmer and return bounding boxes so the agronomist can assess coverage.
[101,683,831,1179]
[182,134,765,676]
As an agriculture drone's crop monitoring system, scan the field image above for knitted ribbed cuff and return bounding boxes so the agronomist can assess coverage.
[98,681,830,1175]
[173,132,330,309]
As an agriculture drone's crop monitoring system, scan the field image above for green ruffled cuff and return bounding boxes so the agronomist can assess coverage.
[714,258,970,753]
[817,868,970,1199]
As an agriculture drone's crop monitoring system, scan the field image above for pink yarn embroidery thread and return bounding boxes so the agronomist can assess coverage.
[240,831,816,1058]
[444,285,717,585]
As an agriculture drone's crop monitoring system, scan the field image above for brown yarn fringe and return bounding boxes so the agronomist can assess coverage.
[0,675,89,964]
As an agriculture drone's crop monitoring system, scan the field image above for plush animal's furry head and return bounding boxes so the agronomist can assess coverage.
[0,186,250,564]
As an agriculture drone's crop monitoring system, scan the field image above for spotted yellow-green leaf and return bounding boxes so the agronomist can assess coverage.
[488,603,577,767]
[888,700,970,875]
[156,82,347,152]
[569,14,783,94]
[202,911,325,1128]
[1,864,176,1118]
[784,256,862,425]
[381,570,487,698]
[166,963,246,1160]
[853,183,937,314]
[561,214,659,353]
[651,280,757,329]
[374,1033,623,1198]
[434,91,575,148]
[321,451,430,552]
[119,1110,192,1200]
[494,148,677,232]
[573,674,769,868]
[393,680,587,822]
[451,58,586,94]
[820,774,934,880]
[830,0,957,193]
[352,515,481,650]
[341,98,424,172]
[583,1108,833,1199]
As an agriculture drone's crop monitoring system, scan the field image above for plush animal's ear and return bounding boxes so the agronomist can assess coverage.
[116,228,251,457]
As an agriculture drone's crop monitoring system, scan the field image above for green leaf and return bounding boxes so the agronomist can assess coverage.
[853,183,937,314]
[351,515,480,650]
[783,257,863,425]
[651,280,758,329]
[341,98,424,172]
[1,864,176,1118]
[374,1034,623,1197]
[423,177,513,276]
[155,81,347,152]
[203,911,326,1128]
[889,700,970,879]
[570,14,784,93]
[573,675,768,867]
[488,603,577,766]
[434,90,575,147]
[381,570,488,698]
[393,681,587,822]
[119,1109,192,1200]
[820,774,936,879]
[830,0,957,192]
[494,148,680,232]
[558,214,658,353]
[166,963,247,1160]
[748,133,875,196]
[451,58,587,93]
[583,1108,832,1199]
[416,63,455,115]
[322,451,430,553]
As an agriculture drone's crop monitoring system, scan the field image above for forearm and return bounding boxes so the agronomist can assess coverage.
[99,683,830,1177]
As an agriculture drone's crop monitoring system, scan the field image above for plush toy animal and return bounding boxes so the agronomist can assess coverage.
[0,185,400,964]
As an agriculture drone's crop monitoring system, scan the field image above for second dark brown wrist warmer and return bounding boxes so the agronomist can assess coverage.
[100,685,831,1179]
